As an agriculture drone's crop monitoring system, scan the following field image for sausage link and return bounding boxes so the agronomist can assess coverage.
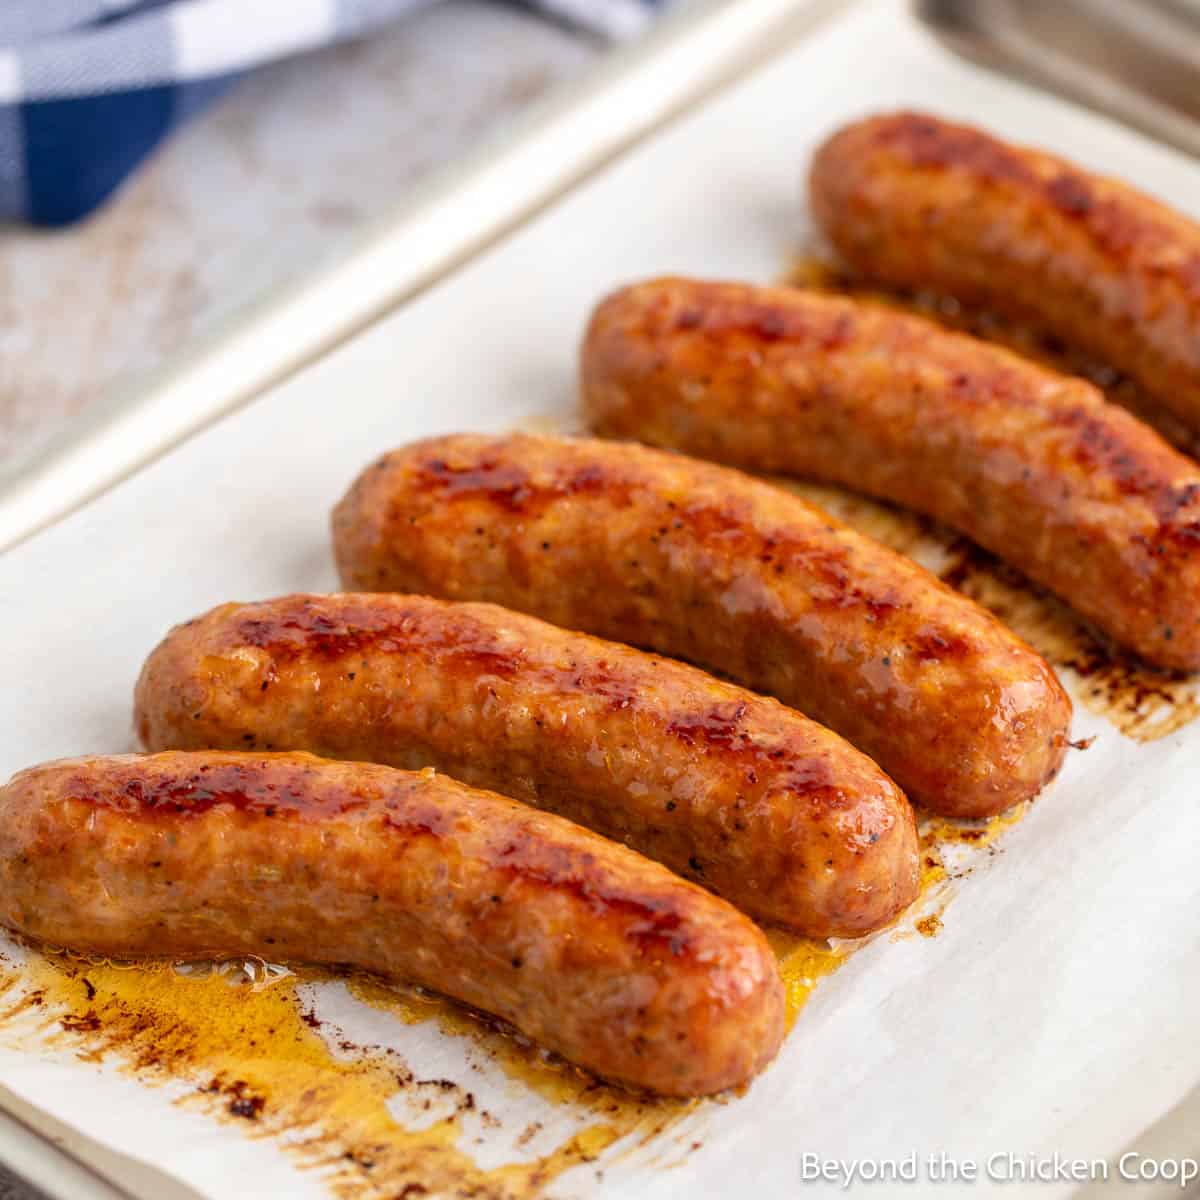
[581,276,1200,670]
[135,593,919,937]
[331,434,1072,818]
[0,751,785,1096]
[809,110,1200,436]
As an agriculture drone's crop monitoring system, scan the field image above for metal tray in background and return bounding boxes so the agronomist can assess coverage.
[916,0,1200,160]
[0,0,841,556]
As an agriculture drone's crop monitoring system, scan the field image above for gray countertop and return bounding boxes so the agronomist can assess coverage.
[0,3,598,1195]
[0,0,597,477]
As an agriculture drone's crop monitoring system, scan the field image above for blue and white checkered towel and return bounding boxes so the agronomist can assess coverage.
[0,0,663,227]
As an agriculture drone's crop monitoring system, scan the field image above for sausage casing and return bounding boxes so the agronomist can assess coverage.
[0,751,785,1096]
[809,110,1200,436]
[135,593,919,937]
[331,434,1072,818]
[581,276,1200,670]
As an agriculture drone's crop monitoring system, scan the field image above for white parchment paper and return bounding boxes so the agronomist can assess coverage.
[1,2,1198,1196]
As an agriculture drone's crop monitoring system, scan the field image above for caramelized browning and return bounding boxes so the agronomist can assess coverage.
[63,759,374,821]
[0,752,786,1097]
[785,253,1200,460]
[810,111,1200,437]
[581,277,1200,670]
[136,594,919,936]
[333,434,1071,818]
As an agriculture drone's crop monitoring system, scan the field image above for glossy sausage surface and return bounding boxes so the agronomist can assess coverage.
[332,434,1072,818]
[810,110,1200,436]
[136,593,919,937]
[582,276,1200,670]
[0,751,785,1096]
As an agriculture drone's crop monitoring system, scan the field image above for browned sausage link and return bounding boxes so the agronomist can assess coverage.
[809,110,1200,437]
[580,277,1200,671]
[331,434,1072,819]
[0,752,785,1096]
[136,594,919,938]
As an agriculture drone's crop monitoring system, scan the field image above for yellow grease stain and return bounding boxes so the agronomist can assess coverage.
[762,804,1023,1025]
[342,974,693,1128]
[765,931,844,1027]
[909,805,1034,943]
[0,951,683,1199]
[0,798,1030,1195]
[773,253,1200,741]
[0,258,1114,1194]
[922,804,1028,853]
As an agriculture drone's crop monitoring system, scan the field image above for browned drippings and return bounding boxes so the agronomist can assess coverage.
[0,793,1027,1195]
[0,948,691,1200]
[914,915,943,939]
[934,538,1200,741]
[776,253,1200,741]
[2,269,1161,1190]
[766,804,1018,1018]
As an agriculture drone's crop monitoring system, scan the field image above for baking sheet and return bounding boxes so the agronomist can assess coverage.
[0,0,840,556]
[1,1,1199,1197]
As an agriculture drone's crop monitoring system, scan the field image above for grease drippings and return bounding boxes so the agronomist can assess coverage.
[0,334,1100,1194]
[0,803,1021,1195]
[765,805,1022,1023]
[0,948,685,1200]
[765,930,844,1026]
